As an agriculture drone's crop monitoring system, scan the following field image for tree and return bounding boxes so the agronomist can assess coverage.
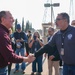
[29,22,32,30]
[14,19,18,31]
[25,20,30,32]
[22,17,25,31]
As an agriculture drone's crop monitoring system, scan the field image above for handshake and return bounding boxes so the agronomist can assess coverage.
[23,53,36,63]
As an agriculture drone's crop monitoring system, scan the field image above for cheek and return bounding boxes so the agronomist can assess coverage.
[7,21,12,28]
[56,23,62,29]
[58,25,62,29]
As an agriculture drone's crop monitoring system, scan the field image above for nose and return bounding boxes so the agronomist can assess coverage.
[55,21,57,25]
[13,19,14,22]
[12,18,14,22]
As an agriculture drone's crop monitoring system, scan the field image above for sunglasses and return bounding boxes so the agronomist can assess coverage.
[48,30,52,32]
[55,18,64,22]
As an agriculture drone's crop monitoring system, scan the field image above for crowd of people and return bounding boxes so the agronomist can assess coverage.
[0,10,75,75]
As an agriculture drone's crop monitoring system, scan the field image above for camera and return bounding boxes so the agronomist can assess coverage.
[33,36,36,40]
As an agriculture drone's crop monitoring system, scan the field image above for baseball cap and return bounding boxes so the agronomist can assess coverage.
[16,24,21,29]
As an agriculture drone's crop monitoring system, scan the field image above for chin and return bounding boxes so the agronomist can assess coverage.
[10,24,13,28]
[56,26,60,29]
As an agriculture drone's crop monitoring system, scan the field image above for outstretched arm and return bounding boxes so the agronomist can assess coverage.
[34,44,52,57]
[23,54,35,63]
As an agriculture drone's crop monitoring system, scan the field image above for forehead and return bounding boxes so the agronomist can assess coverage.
[48,28,52,31]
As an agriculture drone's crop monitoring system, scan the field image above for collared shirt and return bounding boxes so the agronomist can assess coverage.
[0,24,23,68]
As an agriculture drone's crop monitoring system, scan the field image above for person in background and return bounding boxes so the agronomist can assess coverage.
[31,12,75,75]
[8,28,15,75]
[25,30,32,56]
[13,24,28,74]
[47,27,60,75]
[29,31,44,75]
[0,11,35,75]
[71,20,75,27]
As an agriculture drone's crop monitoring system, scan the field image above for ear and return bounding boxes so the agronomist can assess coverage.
[1,17,5,22]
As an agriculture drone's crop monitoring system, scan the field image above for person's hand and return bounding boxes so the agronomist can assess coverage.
[28,54,35,63]
[29,53,34,57]
[32,38,35,42]
[23,53,35,63]
[16,39,20,42]
[20,38,24,42]
[49,55,55,60]
[36,37,39,41]
[43,53,47,58]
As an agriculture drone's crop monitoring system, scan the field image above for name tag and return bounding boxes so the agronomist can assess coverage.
[60,48,64,55]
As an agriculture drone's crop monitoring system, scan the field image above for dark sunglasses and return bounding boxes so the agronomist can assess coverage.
[55,18,64,22]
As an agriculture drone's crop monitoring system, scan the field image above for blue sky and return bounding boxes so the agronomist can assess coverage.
[0,0,75,29]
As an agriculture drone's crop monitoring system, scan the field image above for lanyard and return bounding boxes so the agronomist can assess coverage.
[61,34,65,48]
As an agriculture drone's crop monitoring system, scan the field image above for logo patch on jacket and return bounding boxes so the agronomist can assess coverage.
[67,34,72,40]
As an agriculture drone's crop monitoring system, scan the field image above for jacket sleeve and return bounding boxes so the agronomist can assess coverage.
[53,47,60,59]
[0,33,23,63]
[34,44,52,57]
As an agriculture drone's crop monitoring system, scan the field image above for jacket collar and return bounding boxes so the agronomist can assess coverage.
[0,23,9,33]
[57,25,72,34]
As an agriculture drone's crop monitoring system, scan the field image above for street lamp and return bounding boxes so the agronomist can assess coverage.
[44,3,60,7]
[44,2,60,25]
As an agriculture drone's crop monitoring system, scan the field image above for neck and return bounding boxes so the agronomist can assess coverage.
[60,25,69,33]
[1,23,9,29]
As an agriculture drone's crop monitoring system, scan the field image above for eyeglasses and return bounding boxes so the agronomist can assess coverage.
[48,30,52,32]
[55,18,64,22]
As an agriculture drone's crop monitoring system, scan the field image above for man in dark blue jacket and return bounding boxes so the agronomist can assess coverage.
[32,12,75,75]
[13,24,28,74]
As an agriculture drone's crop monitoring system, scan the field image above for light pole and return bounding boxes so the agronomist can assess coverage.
[44,2,60,25]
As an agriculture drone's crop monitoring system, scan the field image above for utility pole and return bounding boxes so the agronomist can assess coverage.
[42,0,60,44]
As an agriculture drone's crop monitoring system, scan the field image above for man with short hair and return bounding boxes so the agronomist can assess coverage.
[0,11,35,75]
[32,12,75,75]
[47,27,60,75]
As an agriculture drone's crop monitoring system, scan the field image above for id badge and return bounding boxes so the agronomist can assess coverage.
[60,48,64,55]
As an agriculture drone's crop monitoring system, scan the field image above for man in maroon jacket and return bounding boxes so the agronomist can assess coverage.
[0,11,35,75]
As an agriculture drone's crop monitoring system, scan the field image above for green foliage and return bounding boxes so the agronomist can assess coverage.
[14,19,18,31]
[25,20,33,32]
[22,17,25,31]
[25,20,30,32]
